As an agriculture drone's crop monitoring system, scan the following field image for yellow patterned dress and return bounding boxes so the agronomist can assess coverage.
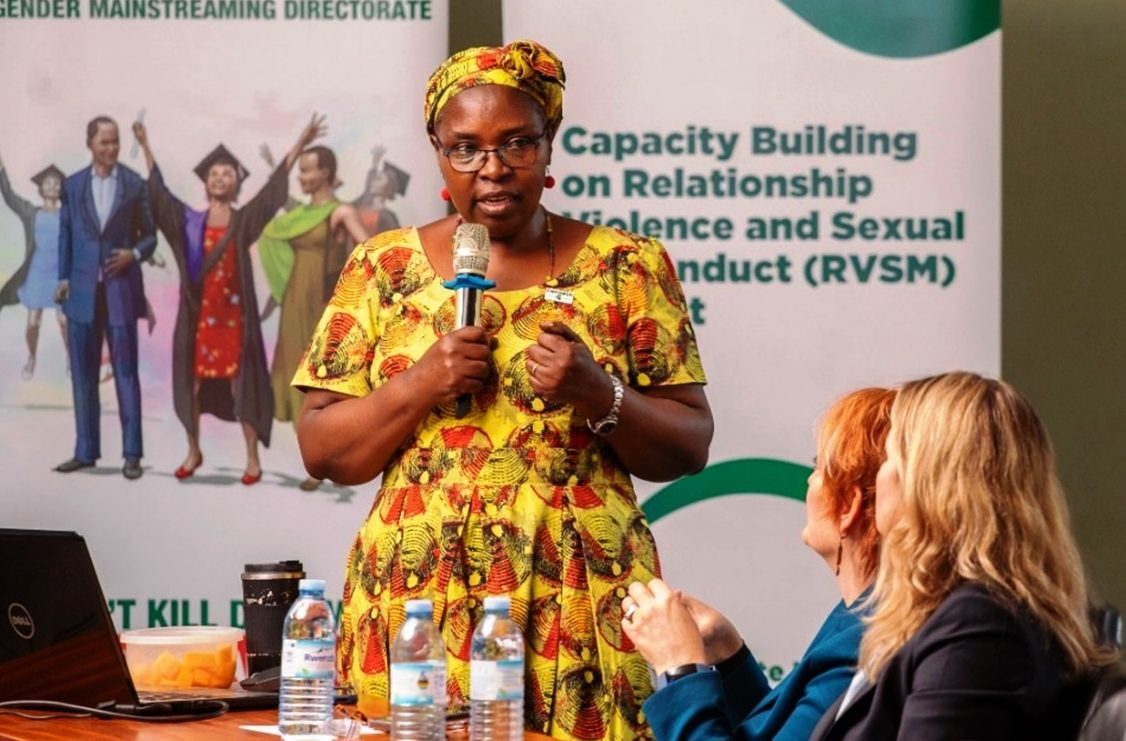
[293,224,706,741]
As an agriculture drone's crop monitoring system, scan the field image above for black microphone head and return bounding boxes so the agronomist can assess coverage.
[452,223,489,277]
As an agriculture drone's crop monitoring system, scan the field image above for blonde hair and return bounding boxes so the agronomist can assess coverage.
[860,371,1112,679]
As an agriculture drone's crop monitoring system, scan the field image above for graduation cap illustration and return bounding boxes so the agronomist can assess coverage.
[193,144,249,182]
[381,161,410,197]
[30,165,65,187]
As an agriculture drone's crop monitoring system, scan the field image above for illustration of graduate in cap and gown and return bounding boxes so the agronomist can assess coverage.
[352,145,410,236]
[133,115,326,484]
[0,156,68,379]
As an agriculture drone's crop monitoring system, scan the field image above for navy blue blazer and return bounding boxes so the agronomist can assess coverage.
[644,596,865,741]
[58,163,155,325]
[810,582,1084,741]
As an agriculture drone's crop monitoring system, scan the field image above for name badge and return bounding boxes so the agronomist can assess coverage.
[544,287,574,305]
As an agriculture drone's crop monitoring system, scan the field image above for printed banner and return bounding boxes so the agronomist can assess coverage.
[0,7,448,630]
[505,0,1001,675]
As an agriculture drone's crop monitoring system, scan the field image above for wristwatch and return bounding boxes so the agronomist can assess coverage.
[586,374,624,435]
[655,663,715,691]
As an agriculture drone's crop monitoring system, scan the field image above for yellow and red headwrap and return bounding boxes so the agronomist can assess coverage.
[424,39,566,134]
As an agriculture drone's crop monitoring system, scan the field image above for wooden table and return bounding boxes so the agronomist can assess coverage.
[0,699,553,740]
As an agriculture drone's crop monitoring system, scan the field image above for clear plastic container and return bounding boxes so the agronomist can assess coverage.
[120,626,243,690]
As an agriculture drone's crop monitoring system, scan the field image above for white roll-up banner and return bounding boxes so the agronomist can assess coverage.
[0,3,448,633]
[506,0,1000,677]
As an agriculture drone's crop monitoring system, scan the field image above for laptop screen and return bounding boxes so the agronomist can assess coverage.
[0,528,136,706]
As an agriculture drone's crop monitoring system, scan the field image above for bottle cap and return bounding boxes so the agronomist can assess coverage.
[405,599,434,616]
[483,596,511,613]
[298,578,326,593]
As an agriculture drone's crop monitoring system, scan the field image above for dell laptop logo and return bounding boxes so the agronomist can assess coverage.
[8,603,35,639]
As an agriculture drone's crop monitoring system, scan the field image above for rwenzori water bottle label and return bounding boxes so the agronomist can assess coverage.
[281,639,335,679]
[391,660,447,706]
[470,659,524,701]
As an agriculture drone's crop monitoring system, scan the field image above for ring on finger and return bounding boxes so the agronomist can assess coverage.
[623,603,638,622]
[530,362,540,379]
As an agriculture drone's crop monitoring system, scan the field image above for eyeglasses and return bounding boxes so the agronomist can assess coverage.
[439,134,545,173]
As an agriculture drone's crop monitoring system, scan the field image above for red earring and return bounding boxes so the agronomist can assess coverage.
[440,187,451,202]
[544,169,556,189]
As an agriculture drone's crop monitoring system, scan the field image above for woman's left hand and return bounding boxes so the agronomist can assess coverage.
[527,320,713,482]
[620,578,707,675]
[525,322,611,416]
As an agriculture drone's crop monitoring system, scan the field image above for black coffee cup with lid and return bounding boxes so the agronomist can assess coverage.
[241,560,305,676]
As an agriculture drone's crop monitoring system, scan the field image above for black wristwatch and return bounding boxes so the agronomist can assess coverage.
[655,662,715,691]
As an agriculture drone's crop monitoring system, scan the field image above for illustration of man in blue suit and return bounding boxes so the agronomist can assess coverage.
[54,116,156,480]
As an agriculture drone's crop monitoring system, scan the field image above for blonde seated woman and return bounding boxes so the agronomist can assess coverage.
[810,371,1118,740]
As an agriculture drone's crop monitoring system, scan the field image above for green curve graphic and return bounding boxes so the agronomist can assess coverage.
[642,458,813,525]
[777,0,1000,59]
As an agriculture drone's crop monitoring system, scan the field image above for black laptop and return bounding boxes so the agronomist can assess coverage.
[0,528,279,713]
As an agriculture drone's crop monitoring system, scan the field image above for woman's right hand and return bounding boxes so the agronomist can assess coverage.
[132,122,156,172]
[681,593,745,665]
[132,121,148,147]
[283,113,327,170]
[621,579,707,675]
[297,113,327,150]
[413,326,492,406]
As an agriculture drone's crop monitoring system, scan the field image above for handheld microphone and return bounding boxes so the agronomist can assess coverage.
[443,223,496,418]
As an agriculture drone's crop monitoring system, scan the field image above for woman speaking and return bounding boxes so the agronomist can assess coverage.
[293,40,713,740]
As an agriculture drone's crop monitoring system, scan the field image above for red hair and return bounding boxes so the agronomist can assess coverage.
[817,387,896,580]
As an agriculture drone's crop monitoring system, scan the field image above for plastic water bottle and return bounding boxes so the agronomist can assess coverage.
[390,599,448,740]
[470,596,525,741]
[278,578,336,740]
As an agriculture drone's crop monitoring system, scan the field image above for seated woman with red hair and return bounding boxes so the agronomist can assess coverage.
[809,372,1115,740]
[621,387,895,740]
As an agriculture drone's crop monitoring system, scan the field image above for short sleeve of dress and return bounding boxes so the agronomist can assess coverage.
[291,237,383,398]
[616,234,707,388]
